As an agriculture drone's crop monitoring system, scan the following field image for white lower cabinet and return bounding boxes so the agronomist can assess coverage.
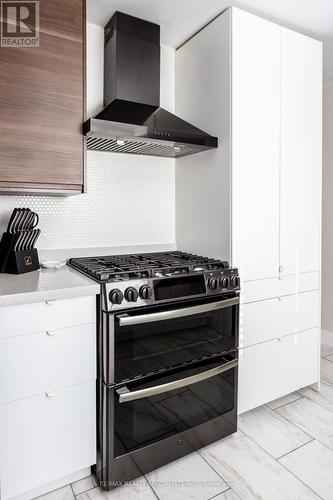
[0,296,96,340]
[240,290,319,348]
[0,380,96,499]
[0,323,96,404]
[238,328,319,414]
[0,296,97,499]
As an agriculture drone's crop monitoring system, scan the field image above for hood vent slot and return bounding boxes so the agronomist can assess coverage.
[86,136,202,158]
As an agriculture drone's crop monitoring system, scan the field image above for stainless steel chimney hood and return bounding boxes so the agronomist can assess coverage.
[84,12,218,158]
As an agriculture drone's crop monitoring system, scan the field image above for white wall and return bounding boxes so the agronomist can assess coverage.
[322,80,333,333]
[0,23,176,250]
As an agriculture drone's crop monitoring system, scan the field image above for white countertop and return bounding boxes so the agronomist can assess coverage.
[0,243,176,306]
[0,266,99,306]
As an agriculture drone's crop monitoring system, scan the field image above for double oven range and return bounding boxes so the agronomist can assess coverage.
[68,251,240,488]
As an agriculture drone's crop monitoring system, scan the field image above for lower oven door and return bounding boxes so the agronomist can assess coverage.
[112,354,237,458]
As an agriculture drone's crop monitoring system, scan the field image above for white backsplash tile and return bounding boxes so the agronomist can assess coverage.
[0,151,175,250]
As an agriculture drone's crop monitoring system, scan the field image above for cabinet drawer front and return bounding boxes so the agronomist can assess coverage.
[0,323,96,404]
[238,328,319,414]
[0,381,96,499]
[241,272,319,303]
[240,290,319,348]
[0,296,96,339]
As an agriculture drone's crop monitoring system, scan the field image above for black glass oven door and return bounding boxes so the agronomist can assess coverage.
[113,296,239,384]
[113,355,237,457]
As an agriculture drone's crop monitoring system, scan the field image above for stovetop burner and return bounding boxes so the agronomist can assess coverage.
[68,251,229,283]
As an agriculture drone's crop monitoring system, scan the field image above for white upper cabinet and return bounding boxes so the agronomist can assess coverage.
[231,9,280,281]
[280,28,322,276]
[176,6,322,283]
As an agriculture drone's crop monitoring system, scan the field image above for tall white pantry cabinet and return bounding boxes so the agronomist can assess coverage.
[176,7,322,413]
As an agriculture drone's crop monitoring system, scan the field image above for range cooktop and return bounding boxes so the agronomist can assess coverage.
[68,251,240,310]
[68,251,230,283]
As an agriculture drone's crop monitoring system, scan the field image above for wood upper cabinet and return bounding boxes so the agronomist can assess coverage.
[0,0,85,195]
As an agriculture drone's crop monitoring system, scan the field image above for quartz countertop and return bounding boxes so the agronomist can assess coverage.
[0,266,99,306]
[0,243,176,306]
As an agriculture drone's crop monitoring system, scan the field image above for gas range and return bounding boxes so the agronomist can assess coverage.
[68,250,240,487]
[68,251,240,311]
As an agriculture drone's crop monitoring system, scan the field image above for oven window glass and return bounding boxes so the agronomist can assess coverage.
[113,358,236,457]
[114,298,238,383]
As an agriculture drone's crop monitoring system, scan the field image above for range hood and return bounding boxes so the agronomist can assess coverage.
[84,12,218,158]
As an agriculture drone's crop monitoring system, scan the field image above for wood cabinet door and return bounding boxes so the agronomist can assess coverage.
[231,9,280,281]
[280,28,322,275]
[0,0,85,195]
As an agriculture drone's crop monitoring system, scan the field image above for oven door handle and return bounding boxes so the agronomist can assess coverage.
[116,359,238,403]
[116,296,239,326]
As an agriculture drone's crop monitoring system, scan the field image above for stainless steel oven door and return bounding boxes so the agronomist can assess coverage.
[104,295,239,386]
[112,354,237,458]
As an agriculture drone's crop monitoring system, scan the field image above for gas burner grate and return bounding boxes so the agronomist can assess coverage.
[67,251,230,283]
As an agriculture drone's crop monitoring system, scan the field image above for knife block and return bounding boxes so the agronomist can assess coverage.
[0,232,40,274]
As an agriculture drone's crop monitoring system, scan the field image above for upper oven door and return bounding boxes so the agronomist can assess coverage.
[107,295,239,385]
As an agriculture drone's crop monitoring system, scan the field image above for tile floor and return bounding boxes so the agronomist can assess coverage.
[36,346,333,500]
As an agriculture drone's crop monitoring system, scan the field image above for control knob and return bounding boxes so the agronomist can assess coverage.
[220,276,229,289]
[139,284,153,300]
[231,275,240,288]
[125,287,139,302]
[208,278,218,290]
[109,289,123,305]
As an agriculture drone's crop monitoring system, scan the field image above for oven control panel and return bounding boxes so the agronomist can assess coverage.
[104,268,240,311]
[109,283,153,305]
[206,268,240,295]
[105,279,154,311]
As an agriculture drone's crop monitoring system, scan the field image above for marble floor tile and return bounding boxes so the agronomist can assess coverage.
[146,451,228,500]
[321,343,333,357]
[279,440,333,499]
[321,357,333,384]
[200,430,319,500]
[36,486,74,500]
[71,475,98,496]
[299,380,333,413]
[76,477,157,500]
[265,392,303,410]
[208,488,240,499]
[276,397,333,450]
[238,405,312,458]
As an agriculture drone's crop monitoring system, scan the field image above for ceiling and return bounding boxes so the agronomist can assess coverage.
[87,0,333,80]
